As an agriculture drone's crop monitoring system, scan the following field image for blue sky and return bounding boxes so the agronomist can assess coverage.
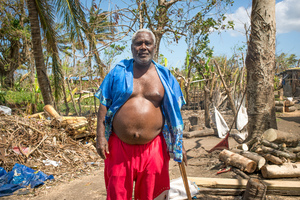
[97,0,300,69]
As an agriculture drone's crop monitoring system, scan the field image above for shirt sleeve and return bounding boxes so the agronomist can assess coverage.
[168,71,186,109]
[94,72,113,107]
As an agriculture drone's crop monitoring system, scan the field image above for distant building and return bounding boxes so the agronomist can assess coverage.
[280,68,300,97]
[65,76,101,83]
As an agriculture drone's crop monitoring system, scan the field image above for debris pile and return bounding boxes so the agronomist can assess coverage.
[218,128,300,179]
[275,99,297,112]
[0,113,100,179]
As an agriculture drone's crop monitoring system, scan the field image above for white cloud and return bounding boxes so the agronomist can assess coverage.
[224,7,251,37]
[276,0,300,33]
[223,0,300,36]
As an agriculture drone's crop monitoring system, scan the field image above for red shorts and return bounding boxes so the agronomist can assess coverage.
[105,132,170,200]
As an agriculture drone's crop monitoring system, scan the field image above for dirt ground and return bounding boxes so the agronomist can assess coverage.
[2,109,300,200]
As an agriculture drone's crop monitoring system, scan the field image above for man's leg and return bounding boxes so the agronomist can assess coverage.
[134,133,170,200]
[105,132,134,200]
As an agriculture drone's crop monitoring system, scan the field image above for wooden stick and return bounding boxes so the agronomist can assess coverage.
[178,162,192,200]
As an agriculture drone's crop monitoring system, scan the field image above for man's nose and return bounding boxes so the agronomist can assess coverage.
[140,42,146,49]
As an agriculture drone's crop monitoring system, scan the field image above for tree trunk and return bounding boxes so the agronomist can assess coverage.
[27,0,53,106]
[246,0,277,140]
[204,85,211,128]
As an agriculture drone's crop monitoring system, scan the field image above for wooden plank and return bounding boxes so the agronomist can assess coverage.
[197,187,300,196]
[188,177,300,190]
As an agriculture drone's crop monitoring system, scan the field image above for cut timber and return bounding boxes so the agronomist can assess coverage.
[243,178,266,200]
[219,150,257,173]
[184,129,215,138]
[231,149,266,170]
[261,139,279,149]
[198,188,244,196]
[262,154,283,165]
[188,177,300,191]
[44,105,64,128]
[44,105,60,118]
[261,145,297,160]
[285,100,295,107]
[289,147,300,153]
[197,187,300,196]
[261,163,300,178]
[274,101,284,106]
[60,117,88,127]
[262,128,299,147]
[285,106,296,112]
[231,167,250,179]
[275,106,284,113]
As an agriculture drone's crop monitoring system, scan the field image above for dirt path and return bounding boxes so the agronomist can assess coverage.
[3,110,300,200]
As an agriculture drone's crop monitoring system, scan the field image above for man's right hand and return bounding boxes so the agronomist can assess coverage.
[96,136,109,159]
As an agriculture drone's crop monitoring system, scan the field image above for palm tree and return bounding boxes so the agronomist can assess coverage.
[26,0,114,106]
[27,0,53,105]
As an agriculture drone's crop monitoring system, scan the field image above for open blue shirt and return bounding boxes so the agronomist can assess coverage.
[95,59,186,162]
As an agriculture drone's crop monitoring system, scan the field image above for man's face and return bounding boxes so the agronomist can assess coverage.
[131,32,156,66]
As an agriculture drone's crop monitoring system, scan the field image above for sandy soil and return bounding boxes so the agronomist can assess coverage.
[3,109,300,200]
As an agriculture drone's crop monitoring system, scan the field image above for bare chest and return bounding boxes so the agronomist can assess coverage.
[132,69,165,102]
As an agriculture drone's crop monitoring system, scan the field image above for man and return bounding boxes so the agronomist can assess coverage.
[95,29,187,200]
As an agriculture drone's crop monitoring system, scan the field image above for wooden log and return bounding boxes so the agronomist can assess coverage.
[289,147,300,153]
[262,154,283,165]
[197,187,244,196]
[262,128,299,147]
[197,187,300,196]
[274,101,284,106]
[261,163,300,178]
[44,105,60,118]
[60,117,88,127]
[260,145,297,160]
[230,149,266,170]
[231,167,250,179]
[66,121,89,132]
[284,100,295,107]
[188,177,300,190]
[275,106,284,113]
[236,137,258,151]
[242,178,267,200]
[219,150,257,173]
[184,129,215,138]
[285,106,296,112]
[261,139,279,149]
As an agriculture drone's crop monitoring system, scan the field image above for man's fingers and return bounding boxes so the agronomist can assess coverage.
[101,149,106,159]
[105,143,109,154]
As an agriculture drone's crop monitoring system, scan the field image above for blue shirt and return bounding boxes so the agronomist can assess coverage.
[95,59,186,162]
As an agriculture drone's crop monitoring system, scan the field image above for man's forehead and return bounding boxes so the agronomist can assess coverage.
[134,32,153,41]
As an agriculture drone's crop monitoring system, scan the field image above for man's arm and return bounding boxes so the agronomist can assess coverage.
[96,104,109,159]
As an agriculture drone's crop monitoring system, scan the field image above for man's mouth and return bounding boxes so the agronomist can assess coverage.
[138,52,149,57]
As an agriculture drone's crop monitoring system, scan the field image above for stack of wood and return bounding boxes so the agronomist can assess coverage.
[275,99,297,112]
[43,105,96,139]
[218,128,300,179]
[284,99,296,112]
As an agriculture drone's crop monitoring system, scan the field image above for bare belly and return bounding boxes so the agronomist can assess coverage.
[112,97,164,144]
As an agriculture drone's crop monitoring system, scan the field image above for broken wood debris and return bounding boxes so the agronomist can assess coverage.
[0,114,101,179]
[217,128,300,185]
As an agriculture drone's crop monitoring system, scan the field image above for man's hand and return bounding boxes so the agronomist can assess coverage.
[96,136,109,159]
[182,144,188,166]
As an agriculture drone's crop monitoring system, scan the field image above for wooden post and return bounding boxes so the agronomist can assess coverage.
[178,162,192,200]
[243,178,267,200]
